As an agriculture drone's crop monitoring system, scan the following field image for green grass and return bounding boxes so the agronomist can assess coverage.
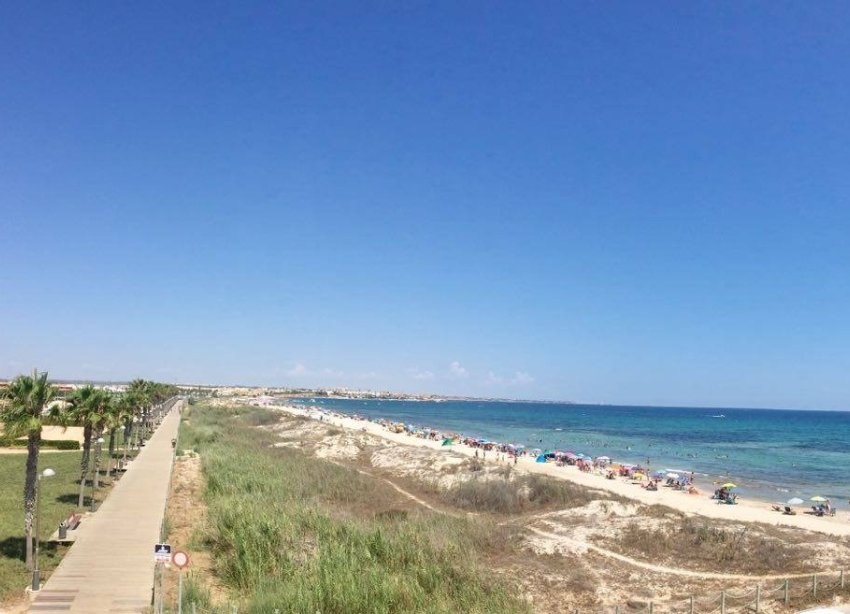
[0,432,142,604]
[180,405,530,613]
[0,451,82,602]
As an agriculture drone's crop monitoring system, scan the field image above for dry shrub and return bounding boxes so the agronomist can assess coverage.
[614,518,810,574]
[442,473,617,515]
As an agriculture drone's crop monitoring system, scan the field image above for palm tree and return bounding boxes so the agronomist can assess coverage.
[120,396,136,467]
[90,392,113,490]
[127,379,151,445]
[108,393,134,476]
[67,385,105,509]
[0,369,60,569]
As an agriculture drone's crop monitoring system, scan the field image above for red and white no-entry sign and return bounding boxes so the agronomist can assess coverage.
[172,550,190,569]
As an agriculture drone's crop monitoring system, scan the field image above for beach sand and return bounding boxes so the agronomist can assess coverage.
[278,403,850,538]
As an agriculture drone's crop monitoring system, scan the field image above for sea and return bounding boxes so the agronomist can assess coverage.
[287,397,850,504]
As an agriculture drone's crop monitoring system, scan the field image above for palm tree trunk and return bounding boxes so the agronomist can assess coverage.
[107,428,116,476]
[24,430,41,570]
[78,423,92,509]
[93,428,104,490]
[122,419,132,464]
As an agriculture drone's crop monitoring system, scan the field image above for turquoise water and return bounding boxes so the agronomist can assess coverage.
[288,398,850,503]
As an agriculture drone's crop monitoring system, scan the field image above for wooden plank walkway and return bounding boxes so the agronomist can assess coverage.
[31,403,182,613]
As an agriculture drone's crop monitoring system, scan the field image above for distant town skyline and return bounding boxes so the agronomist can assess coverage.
[2,4,849,411]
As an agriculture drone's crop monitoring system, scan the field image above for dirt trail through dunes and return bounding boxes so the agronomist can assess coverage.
[326,460,443,513]
[345,462,841,583]
[524,526,840,581]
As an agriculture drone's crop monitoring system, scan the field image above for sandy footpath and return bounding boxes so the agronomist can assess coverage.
[278,404,850,537]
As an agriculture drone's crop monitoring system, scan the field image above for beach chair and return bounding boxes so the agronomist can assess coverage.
[783,506,796,515]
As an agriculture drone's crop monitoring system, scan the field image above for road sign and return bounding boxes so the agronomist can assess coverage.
[154,543,171,563]
[172,550,190,569]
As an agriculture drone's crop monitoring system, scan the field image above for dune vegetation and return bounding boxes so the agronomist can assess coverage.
[177,404,530,613]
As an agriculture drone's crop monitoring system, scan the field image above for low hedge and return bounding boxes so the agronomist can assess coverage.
[0,439,80,450]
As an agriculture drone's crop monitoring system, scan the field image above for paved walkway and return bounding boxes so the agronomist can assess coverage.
[30,402,183,613]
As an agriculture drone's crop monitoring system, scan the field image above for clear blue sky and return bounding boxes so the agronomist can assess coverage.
[2,3,849,409]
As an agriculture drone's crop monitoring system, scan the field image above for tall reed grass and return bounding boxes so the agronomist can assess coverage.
[181,405,529,613]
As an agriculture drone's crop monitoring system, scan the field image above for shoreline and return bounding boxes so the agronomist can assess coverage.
[276,403,850,537]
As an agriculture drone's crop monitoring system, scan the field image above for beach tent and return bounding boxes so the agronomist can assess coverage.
[441,438,452,446]
[536,454,547,463]
[787,497,804,505]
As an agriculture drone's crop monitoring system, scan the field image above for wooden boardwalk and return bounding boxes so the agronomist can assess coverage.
[30,403,182,613]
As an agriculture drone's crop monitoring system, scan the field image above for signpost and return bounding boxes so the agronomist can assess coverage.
[154,543,171,563]
[153,544,171,614]
[172,550,190,614]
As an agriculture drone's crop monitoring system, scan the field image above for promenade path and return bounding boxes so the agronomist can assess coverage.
[30,402,182,613]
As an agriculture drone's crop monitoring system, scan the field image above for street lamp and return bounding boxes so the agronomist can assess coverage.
[32,468,56,591]
[90,437,105,512]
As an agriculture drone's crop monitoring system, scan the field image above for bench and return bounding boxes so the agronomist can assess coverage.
[48,513,82,544]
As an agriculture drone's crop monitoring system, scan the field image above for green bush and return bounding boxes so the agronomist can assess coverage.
[0,439,79,450]
[47,440,81,450]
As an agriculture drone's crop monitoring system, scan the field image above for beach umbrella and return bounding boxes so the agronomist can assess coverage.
[721,483,737,489]
[536,455,547,463]
[787,497,804,505]
[666,472,680,479]
[597,456,610,461]
[810,496,827,502]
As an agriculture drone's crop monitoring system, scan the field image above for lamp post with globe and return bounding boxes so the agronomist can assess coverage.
[32,467,56,591]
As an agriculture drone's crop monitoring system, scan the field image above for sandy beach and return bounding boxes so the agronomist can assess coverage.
[278,403,850,537]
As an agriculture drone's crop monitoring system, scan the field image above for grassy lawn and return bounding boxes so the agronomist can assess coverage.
[175,405,530,613]
[0,451,82,602]
[0,436,141,605]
